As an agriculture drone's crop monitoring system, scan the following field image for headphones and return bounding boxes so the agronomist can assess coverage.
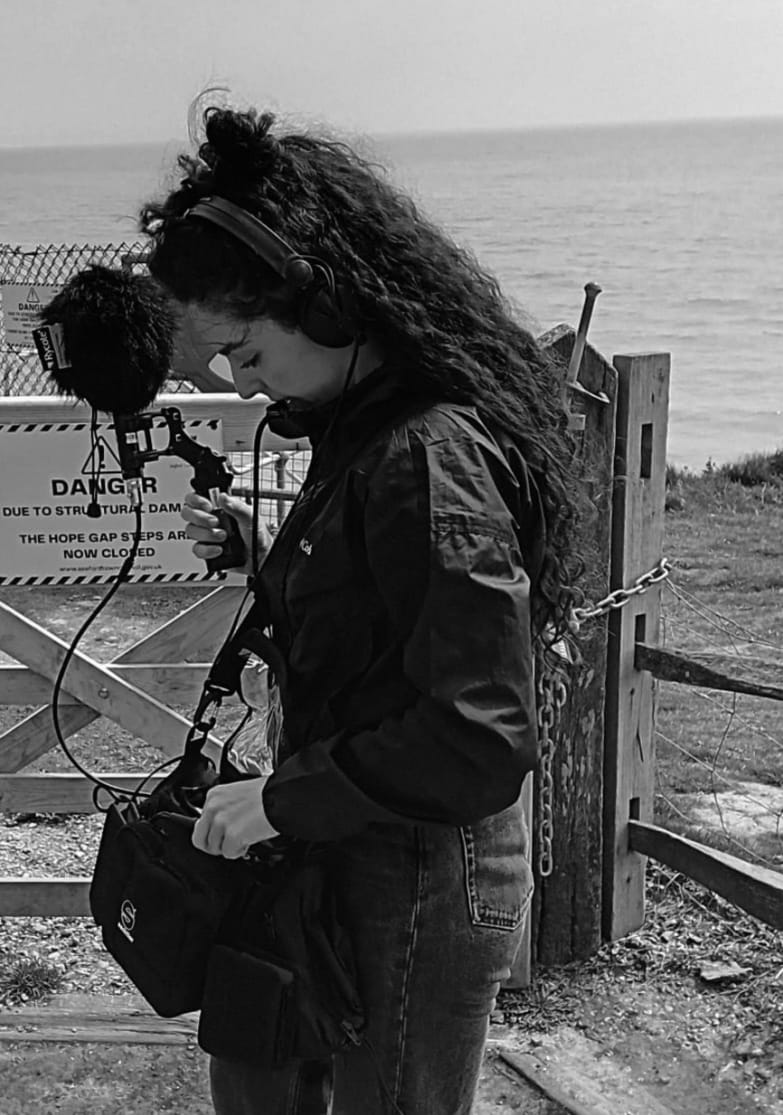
[185,196,361,349]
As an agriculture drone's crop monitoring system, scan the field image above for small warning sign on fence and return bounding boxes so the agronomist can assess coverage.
[0,419,228,585]
[0,283,63,345]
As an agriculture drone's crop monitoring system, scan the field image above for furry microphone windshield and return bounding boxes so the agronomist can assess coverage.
[34,265,177,414]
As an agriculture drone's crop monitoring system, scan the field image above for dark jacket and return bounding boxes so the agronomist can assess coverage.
[258,367,545,842]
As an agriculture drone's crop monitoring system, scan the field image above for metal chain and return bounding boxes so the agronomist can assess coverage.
[534,557,670,877]
[535,670,568,878]
[572,557,671,624]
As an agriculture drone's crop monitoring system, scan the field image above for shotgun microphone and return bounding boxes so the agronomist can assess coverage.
[32,265,176,415]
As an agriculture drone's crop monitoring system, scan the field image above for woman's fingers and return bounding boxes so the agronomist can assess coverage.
[217,491,253,525]
[181,492,227,557]
[181,490,270,571]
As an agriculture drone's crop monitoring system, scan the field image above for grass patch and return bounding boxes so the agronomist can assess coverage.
[0,954,65,1006]
[668,446,783,492]
[655,455,783,866]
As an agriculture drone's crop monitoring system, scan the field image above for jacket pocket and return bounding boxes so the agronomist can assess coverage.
[459,797,534,931]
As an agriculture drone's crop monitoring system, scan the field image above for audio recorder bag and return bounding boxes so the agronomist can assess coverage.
[88,624,365,1065]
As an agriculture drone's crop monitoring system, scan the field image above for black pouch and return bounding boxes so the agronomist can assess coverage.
[194,852,365,1066]
[89,801,257,1017]
[263,854,366,1061]
[198,944,295,1065]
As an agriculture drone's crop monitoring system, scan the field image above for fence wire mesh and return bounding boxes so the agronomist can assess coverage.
[656,578,783,872]
[0,241,195,397]
[231,449,311,534]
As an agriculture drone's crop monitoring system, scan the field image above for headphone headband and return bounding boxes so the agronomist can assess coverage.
[183,195,360,349]
[185,196,314,289]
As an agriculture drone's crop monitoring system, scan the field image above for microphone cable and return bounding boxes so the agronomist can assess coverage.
[49,487,260,810]
[50,504,149,805]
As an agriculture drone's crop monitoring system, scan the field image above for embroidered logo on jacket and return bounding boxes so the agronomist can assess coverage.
[299,538,313,556]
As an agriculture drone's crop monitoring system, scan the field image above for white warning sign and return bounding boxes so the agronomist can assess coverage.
[0,284,63,345]
[0,418,235,585]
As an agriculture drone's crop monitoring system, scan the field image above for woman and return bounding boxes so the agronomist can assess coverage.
[140,102,580,1115]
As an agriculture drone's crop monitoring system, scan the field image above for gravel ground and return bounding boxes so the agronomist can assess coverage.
[0,812,137,1002]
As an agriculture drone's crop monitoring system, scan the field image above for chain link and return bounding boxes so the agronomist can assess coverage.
[535,557,670,877]
[572,557,671,624]
[535,670,567,878]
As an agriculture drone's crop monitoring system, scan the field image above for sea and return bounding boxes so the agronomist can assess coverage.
[1,116,781,470]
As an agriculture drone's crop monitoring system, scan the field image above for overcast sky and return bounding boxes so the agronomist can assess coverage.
[2,0,782,146]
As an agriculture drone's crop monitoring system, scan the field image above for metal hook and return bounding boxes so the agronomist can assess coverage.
[563,282,610,431]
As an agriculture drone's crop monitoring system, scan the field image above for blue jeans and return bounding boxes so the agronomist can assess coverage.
[209,795,533,1115]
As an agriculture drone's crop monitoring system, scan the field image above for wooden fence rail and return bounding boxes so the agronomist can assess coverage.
[631,641,783,932]
[635,643,783,702]
[629,820,783,930]
[0,773,164,814]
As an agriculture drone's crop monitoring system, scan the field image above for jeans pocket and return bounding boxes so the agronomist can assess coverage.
[459,799,534,931]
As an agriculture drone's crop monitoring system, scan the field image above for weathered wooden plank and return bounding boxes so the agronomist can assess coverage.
[603,354,670,942]
[0,393,306,454]
[0,1028,190,1045]
[494,1044,678,1115]
[0,1009,195,1032]
[0,878,90,916]
[0,773,164,813]
[0,1007,197,1045]
[531,327,617,964]
[0,603,224,764]
[635,643,783,702]
[494,1048,610,1115]
[629,820,783,931]
[0,663,211,706]
[0,585,243,771]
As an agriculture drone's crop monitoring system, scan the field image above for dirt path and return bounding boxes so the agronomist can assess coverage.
[0,985,777,1115]
[0,994,562,1115]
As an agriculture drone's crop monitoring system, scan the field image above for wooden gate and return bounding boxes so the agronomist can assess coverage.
[0,393,301,915]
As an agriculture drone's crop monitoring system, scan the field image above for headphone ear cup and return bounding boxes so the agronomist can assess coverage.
[297,273,359,348]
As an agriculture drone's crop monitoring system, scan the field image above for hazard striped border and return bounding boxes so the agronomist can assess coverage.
[1,417,226,586]
[0,419,220,433]
[0,571,226,587]
[0,423,89,433]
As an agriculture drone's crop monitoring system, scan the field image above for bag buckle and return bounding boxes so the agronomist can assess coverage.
[185,683,231,752]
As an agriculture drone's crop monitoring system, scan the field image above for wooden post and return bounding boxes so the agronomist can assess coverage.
[530,326,617,964]
[602,353,670,941]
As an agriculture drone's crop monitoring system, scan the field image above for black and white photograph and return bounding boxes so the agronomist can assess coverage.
[0,2,782,1112]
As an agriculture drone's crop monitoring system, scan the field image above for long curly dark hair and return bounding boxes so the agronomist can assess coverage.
[140,104,582,642]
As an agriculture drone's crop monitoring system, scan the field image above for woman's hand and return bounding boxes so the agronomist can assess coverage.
[181,491,272,576]
[192,778,279,859]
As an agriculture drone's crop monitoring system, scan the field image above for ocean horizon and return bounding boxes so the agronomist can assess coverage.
[1,116,781,470]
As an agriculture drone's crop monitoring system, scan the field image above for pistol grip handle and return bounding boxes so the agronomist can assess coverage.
[206,508,247,573]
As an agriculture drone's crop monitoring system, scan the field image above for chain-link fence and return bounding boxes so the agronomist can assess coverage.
[0,241,196,397]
